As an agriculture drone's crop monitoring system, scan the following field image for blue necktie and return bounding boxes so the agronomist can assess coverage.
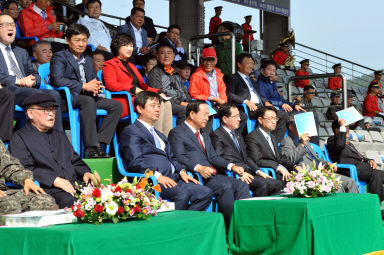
[41,10,47,20]
[246,76,261,104]
[230,131,241,152]
[150,126,175,173]
[304,145,320,166]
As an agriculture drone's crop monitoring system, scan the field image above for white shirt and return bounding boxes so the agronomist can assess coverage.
[206,69,219,98]
[77,16,112,51]
[32,4,45,19]
[130,22,143,54]
[0,42,21,77]
[258,127,287,171]
[238,71,260,104]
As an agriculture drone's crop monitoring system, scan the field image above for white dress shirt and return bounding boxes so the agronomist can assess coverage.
[0,42,21,77]
[77,15,112,51]
[237,71,260,104]
[130,22,143,54]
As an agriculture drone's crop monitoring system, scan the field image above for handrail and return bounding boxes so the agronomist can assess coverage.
[188,32,236,73]
[287,73,348,109]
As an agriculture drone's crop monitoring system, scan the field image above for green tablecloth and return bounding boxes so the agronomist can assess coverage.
[0,211,228,255]
[229,193,384,255]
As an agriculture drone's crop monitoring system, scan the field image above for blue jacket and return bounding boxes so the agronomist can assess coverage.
[256,74,293,108]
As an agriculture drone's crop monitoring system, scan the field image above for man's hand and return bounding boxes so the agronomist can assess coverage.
[294,165,302,172]
[239,172,254,184]
[295,105,306,112]
[257,170,272,179]
[139,46,150,54]
[180,102,189,107]
[338,118,346,127]
[270,74,278,82]
[24,178,46,196]
[83,172,101,185]
[277,166,292,181]
[147,37,154,45]
[0,190,6,198]
[157,175,177,189]
[17,75,36,87]
[265,102,273,107]
[281,103,293,112]
[180,171,200,184]
[299,133,311,146]
[196,165,216,179]
[175,38,182,48]
[47,22,64,32]
[53,177,76,196]
[370,160,377,170]
[231,165,245,176]
[245,100,257,111]
[83,79,102,96]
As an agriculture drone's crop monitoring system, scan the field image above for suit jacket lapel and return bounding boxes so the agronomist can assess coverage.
[271,135,280,161]
[182,123,206,153]
[0,50,9,75]
[115,58,130,76]
[256,128,277,160]
[65,49,81,81]
[12,47,25,76]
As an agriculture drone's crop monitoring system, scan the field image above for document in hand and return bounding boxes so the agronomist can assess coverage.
[336,107,363,126]
[294,112,318,137]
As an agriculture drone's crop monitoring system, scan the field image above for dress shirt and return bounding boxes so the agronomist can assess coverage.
[166,38,185,61]
[130,22,143,54]
[77,15,111,51]
[72,54,87,84]
[237,71,260,104]
[258,127,287,171]
[0,42,21,77]
[32,4,45,19]
[206,69,219,98]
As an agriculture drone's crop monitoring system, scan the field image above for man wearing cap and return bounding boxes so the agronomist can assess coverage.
[209,6,222,35]
[326,92,342,120]
[367,71,383,97]
[295,59,310,88]
[328,63,342,90]
[271,42,293,69]
[241,15,255,52]
[363,82,383,118]
[9,93,100,209]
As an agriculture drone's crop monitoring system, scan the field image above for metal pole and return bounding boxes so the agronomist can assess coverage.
[188,41,192,61]
[248,33,251,53]
[231,33,236,74]
[288,80,293,102]
[196,48,201,67]
[342,75,348,109]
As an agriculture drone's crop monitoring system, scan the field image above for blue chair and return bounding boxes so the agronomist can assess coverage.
[87,44,95,52]
[16,21,39,42]
[5,180,40,188]
[206,101,220,131]
[260,168,277,179]
[14,105,26,128]
[239,103,256,134]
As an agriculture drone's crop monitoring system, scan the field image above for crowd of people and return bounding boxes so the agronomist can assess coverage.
[1,0,384,225]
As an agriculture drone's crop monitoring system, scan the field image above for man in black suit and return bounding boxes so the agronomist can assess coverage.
[9,93,100,208]
[211,103,285,196]
[227,53,288,139]
[50,24,122,158]
[0,14,63,131]
[120,91,212,211]
[327,119,384,202]
[246,106,299,182]
[168,100,250,227]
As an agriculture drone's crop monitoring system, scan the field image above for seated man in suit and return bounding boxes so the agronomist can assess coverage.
[211,103,285,196]
[245,106,299,182]
[168,100,250,227]
[161,25,187,63]
[50,24,122,158]
[327,119,384,201]
[120,91,212,211]
[0,14,63,131]
[281,116,359,193]
[9,94,100,208]
[117,7,150,66]
[227,53,288,139]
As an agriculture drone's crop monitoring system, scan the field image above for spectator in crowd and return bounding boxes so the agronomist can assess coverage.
[175,59,193,91]
[19,0,63,44]
[119,91,213,211]
[103,34,172,136]
[241,15,255,52]
[0,139,57,214]
[141,55,157,80]
[3,0,19,21]
[271,41,294,69]
[209,6,222,35]
[363,82,383,118]
[328,63,342,90]
[161,25,186,63]
[295,59,310,88]
[77,0,112,55]
[227,53,288,139]
[125,0,157,45]
[297,85,320,144]
[327,118,384,200]
[18,0,31,10]
[326,92,342,120]
[281,116,359,193]
[50,24,122,158]
[367,70,383,97]
[215,21,243,76]
[92,49,104,72]
[254,58,277,82]
[147,42,191,125]
[117,7,150,66]
[0,88,14,142]
[0,14,63,131]
[9,93,100,209]
[169,100,250,227]
[31,40,52,71]
[245,106,299,182]
[211,103,285,197]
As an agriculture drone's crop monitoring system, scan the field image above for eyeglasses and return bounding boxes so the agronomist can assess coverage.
[262,117,279,122]
[0,22,16,28]
[29,107,57,114]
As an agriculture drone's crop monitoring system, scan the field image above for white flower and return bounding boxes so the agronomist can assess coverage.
[105,201,118,216]
[100,189,114,203]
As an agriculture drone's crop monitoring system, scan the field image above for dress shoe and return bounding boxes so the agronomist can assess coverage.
[84,146,100,159]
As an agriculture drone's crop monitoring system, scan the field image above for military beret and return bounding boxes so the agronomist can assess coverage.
[22,93,58,109]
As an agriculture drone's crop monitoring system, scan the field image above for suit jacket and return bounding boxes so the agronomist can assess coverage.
[125,16,157,40]
[50,49,97,103]
[211,126,259,175]
[168,122,229,174]
[119,120,185,177]
[117,22,149,54]
[245,128,295,170]
[9,122,90,188]
[0,45,41,88]
[227,72,268,105]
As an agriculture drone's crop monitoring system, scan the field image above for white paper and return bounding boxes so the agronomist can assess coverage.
[241,196,288,201]
[336,107,364,126]
[294,112,318,137]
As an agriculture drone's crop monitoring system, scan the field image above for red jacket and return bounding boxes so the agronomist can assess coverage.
[272,49,289,66]
[189,66,227,102]
[19,3,62,44]
[103,57,159,117]
[328,77,342,90]
[362,93,381,117]
[209,16,221,34]
[241,23,254,46]
[295,69,310,88]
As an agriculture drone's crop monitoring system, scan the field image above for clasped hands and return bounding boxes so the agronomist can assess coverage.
[17,75,36,87]
[82,79,104,96]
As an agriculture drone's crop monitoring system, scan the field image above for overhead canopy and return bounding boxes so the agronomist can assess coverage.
[223,0,290,17]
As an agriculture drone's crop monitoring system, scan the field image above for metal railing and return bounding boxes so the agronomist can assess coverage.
[287,73,348,109]
[188,32,236,73]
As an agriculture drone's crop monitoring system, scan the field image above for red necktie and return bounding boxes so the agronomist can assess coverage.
[195,131,217,175]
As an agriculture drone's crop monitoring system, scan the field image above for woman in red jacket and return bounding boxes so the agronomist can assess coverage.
[103,34,173,136]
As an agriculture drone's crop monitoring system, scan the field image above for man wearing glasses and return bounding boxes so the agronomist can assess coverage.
[0,14,63,131]
[9,93,100,209]
[160,25,187,63]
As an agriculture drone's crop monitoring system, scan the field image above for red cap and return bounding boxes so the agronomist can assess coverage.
[201,48,217,59]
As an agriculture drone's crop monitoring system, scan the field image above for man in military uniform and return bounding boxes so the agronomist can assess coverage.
[295,59,310,88]
[209,6,222,44]
[271,42,294,69]
[0,140,57,215]
[328,63,342,90]
[241,15,255,52]
[367,71,383,97]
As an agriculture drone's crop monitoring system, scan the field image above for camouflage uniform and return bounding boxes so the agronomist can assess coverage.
[0,140,56,215]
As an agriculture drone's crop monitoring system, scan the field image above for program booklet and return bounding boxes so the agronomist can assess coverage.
[294,112,318,137]
[336,107,363,126]
[3,209,77,227]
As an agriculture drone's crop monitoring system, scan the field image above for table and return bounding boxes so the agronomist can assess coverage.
[0,211,228,255]
[229,193,384,255]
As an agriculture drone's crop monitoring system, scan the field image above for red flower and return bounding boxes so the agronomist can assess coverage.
[133,204,141,213]
[135,184,141,190]
[111,183,116,187]
[116,207,124,215]
[92,188,101,198]
[73,209,85,218]
[94,204,104,213]
[126,189,132,194]
[115,186,122,193]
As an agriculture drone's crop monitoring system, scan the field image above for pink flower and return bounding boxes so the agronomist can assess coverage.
[295,173,303,182]
[307,181,315,188]
[142,206,151,215]
[324,185,331,193]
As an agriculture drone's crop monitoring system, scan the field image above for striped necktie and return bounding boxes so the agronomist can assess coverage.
[6,47,23,79]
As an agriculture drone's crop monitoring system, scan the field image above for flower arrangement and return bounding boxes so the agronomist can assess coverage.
[71,170,164,224]
[283,162,342,198]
